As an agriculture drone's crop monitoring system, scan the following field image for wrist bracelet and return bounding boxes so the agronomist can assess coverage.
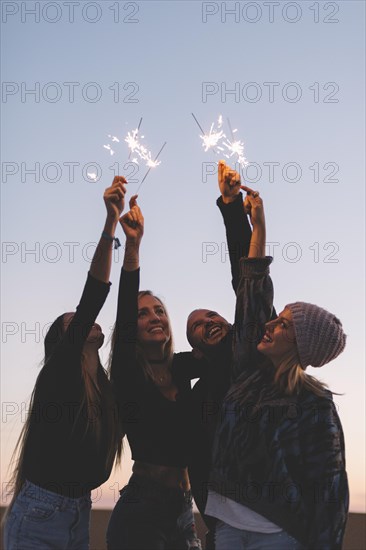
[102,232,121,249]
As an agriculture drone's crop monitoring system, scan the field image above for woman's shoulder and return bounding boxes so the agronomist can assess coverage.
[297,387,342,427]
[298,386,335,406]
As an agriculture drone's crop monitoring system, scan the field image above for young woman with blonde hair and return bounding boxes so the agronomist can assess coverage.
[204,185,349,549]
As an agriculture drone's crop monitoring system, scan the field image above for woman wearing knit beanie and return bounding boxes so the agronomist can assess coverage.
[206,176,349,550]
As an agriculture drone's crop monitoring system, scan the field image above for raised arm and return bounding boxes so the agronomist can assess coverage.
[89,176,127,282]
[109,196,145,398]
[216,160,252,293]
[231,193,274,381]
[247,192,266,258]
[45,177,126,367]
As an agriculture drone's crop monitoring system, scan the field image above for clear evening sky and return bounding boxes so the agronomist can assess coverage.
[1,1,365,511]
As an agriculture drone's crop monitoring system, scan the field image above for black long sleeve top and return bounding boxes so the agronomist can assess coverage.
[23,274,116,498]
[110,267,205,468]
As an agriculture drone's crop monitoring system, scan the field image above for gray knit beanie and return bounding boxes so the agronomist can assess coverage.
[285,302,346,369]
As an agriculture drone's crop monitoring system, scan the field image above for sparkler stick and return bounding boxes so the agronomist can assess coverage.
[227,117,235,142]
[136,141,167,193]
[191,112,206,135]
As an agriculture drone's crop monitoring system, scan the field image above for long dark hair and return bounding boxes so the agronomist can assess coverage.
[7,314,122,511]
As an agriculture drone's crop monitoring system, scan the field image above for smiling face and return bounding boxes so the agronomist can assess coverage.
[186,309,230,354]
[137,294,171,350]
[257,308,297,364]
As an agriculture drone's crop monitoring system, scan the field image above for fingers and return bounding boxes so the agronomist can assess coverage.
[112,175,127,185]
[246,193,263,207]
[218,160,226,181]
[104,185,126,203]
[240,185,256,195]
[121,203,144,228]
[108,192,122,203]
[129,194,138,209]
[243,195,251,215]
[228,169,240,186]
[123,213,136,228]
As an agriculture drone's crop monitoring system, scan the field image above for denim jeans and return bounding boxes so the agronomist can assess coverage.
[215,521,305,550]
[107,474,202,550]
[3,480,92,550]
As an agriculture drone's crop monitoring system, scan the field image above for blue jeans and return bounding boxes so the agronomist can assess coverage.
[107,474,201,550]
[215,520,305,550]
[3,480,92,550]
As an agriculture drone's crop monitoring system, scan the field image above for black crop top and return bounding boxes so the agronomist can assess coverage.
[110,268,204,468]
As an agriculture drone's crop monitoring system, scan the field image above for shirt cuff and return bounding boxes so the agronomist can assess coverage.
[239,256,273,278]
[87,271,112,288]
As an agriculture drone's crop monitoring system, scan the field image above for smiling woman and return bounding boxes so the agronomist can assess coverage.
[204,185,349,550]
[107,195,202,549]
[257,309,296,363]
[137,292,172,352]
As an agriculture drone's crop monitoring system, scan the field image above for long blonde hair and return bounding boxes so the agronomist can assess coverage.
[226,349,329,409]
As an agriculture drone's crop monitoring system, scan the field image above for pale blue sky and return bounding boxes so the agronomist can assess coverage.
[1,1,365,511]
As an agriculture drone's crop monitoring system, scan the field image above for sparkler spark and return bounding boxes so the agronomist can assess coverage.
[222,138,248,167]
[136,141,167,193]
[192,113,249,168]
[124,126,161,168]
[125,130,140,154]
[201,122,225,152]
[102,120,165,191]
[103,144,115,156]
[108,135,120,143]
[87,172,98,181]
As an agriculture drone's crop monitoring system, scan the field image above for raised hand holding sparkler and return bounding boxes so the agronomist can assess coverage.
[120,195,144,241]
[218,159,258,215]
[120,194,144,271]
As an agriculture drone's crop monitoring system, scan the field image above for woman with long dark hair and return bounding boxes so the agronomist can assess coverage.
[3,177,126,550]
[107,196,202,549]
[203,189,349,549]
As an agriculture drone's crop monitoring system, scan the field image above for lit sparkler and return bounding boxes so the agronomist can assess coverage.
[124,125,162,169]
[128,118,143,160]
[192,113,249,168]
[102,119,166,189]
[136,141,167,193]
